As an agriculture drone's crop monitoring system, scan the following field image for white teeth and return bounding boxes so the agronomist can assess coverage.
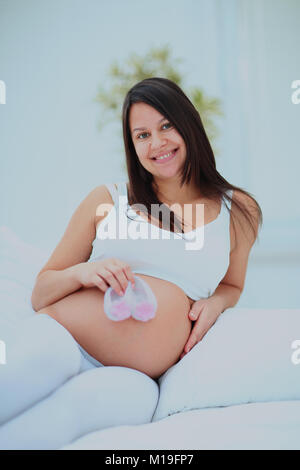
[154,150,175,160]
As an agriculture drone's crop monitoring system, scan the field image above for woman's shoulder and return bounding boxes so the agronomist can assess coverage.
[230,188,261,245]
[231,189,259,214]
[93,183,120,207]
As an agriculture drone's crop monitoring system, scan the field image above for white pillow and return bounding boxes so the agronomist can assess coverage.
[152,307,300,421]
[0,226,50,329]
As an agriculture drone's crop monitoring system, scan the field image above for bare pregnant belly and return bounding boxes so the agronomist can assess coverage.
[37,274,193,379]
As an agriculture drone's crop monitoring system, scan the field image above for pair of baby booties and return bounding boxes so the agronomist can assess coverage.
[103,276,157,322]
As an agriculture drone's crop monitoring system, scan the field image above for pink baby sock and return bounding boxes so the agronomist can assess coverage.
[103,276,157,322]
[110,300,131,321]
[132,301,156,322]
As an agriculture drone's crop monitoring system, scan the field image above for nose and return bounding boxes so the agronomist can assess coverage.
[150,131,167,150]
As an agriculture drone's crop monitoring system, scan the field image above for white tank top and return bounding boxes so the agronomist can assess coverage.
[88,182,233,301]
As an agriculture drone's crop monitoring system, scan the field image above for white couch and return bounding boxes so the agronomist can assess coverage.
[1,225,300,450]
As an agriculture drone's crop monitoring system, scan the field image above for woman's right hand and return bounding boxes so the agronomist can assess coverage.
[74,258,135,296]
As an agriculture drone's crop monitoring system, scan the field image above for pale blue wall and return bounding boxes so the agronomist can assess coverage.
[0,0,299,307]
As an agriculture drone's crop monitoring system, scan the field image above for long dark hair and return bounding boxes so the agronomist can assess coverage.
[122,77,263,245]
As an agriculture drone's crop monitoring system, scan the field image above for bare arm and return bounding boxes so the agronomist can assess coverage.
[210,189,261,311]
[208,283,242,313]
[31,264,83,312]
[31,185,112,311]
[180,190,261,358]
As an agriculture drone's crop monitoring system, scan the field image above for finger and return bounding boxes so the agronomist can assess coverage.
[196,313,220,342]
[93,274,109,293]
[189,303,205,321]
[184,318,207,352]
[197,325,210,342]
[109,265,130,293]
[116,262,135,289]
[186,321,211,351]
[124,266,136,288]
[184,332,198,353]
[189,310,198,321]
[99,269,124,296]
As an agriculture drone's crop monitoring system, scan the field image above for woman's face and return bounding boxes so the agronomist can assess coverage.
[129,102,187,181]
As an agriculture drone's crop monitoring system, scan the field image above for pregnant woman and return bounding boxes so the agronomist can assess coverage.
[0,77,262,449]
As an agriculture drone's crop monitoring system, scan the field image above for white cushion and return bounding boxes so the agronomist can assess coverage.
[0,225,49,330]
[152,307,300,421]
[62,400,300,450]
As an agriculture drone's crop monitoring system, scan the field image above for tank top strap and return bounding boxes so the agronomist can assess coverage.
[223,189,233,211]
[104,183,120,207]
[116,181,128,199]
[218,189,233,222]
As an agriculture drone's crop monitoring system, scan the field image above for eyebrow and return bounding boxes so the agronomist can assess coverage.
[132,117,167,133]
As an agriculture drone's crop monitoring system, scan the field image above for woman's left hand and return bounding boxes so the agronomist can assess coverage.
[180,297,223,360]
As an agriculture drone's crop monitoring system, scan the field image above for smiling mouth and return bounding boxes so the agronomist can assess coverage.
[151,148,178,162]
